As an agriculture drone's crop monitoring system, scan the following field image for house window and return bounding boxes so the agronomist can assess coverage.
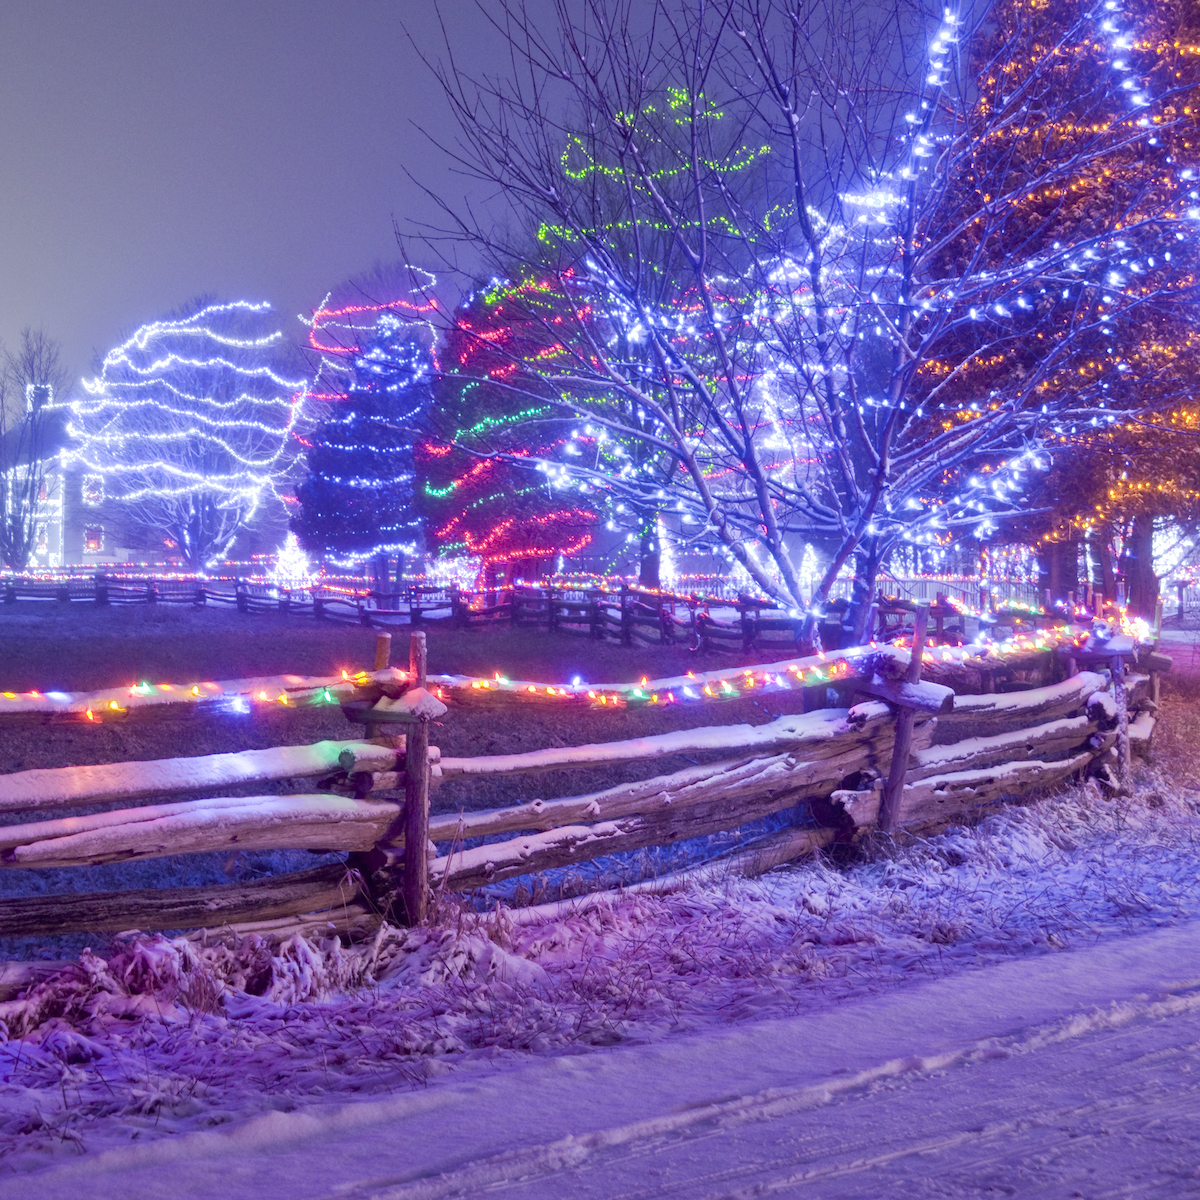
[84,528,104,554]
[82,475,105,506]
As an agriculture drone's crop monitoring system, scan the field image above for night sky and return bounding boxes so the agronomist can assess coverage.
[0,1,488,382]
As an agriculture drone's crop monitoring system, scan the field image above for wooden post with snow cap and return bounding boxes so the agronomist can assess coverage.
[363,634,393,739]
[404,631,431,925]
[879,604,929,834]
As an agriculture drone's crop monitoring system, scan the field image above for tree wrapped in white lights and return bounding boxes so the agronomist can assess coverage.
[422,0,1200,643]
[70,300,303,569]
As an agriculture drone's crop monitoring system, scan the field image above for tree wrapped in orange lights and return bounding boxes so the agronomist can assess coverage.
[422,280,597,586]
[417,0,1200,642]
[927,0,1200,616]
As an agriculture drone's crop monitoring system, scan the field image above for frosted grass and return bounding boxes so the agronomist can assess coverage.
[1,775,1198,1170]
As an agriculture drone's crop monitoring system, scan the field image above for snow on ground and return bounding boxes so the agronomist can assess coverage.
[1,771,1199,1181]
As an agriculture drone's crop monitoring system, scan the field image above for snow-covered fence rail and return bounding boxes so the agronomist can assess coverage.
[0,630,1168,943]
[412,666,1157,896]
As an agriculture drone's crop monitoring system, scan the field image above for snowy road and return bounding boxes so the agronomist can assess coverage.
[10,919,1200,1200]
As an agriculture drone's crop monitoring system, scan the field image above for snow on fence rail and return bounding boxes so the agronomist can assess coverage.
[0,626,1169,944]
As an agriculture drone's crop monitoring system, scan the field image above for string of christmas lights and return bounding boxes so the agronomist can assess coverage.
[424,279,600,585]
[1,620,1132,725]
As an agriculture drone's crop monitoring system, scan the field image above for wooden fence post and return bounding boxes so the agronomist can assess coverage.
[403,631,431,926]
[740,603,755,652]
[1112,652,1131,791]
[861,601,878,644]
[879,604,930,833]
[94,573,109,606]
[360,634,393,742]
[620,584,632,646]
[374,633,392,670]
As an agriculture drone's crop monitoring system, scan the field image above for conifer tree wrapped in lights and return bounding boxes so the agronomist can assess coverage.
[423,281,597,586]
[292,313,433,569]
[69,300,303,569]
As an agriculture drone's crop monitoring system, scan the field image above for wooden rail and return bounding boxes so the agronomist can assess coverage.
[0,632,1169,942]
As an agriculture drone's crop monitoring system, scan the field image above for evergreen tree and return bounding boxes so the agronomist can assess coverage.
[293,314,432,569]
[423,280,597,585]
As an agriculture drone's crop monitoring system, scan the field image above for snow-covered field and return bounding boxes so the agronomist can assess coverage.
[2,771,1199,1191]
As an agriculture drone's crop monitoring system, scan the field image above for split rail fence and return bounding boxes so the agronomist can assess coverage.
[0,621,1170,958]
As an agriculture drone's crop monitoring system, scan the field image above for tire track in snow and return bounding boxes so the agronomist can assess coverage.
[324,984,1200,1200]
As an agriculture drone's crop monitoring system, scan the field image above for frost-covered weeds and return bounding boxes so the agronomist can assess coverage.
[2,776,1199,1168]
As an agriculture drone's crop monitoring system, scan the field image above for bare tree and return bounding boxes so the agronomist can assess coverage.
[413,0,1199,641]
[0,328,70,568]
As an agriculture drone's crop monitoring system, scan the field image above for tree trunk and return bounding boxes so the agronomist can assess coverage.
[1123,514,1158,617]
[842,537,882,647]
[1038,538,1078,605]
[1091,524,1117,605]
[638,515,661,589]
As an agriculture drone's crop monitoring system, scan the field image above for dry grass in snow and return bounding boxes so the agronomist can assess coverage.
[2,775,1199,1171]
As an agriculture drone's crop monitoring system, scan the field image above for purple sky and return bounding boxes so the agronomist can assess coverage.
[0,1,487,384]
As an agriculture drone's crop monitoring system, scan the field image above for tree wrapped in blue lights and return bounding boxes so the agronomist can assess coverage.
[292,315,433,568]
[424,0,1200,644]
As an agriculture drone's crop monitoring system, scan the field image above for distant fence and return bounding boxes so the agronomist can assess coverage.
[0,626,1169,946]
[1,571,1054,655]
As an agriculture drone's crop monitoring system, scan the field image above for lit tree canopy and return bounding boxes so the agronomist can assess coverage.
[1010,408,1200,614]
[418,0,1200,639]
[69,300,303,569]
